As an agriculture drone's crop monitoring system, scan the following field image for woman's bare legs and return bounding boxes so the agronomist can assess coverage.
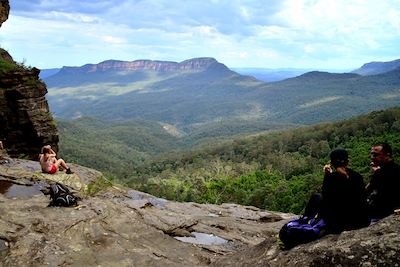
[54,159,69,171]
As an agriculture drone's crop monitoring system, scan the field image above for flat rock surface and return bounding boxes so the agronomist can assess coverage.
[0,159,291,266]
[2,159,399,266]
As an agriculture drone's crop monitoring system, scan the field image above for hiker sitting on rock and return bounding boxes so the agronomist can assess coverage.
[39,145,73,174]
[366,143,400,222]
[318,149,370,233]
[279,149,369,249]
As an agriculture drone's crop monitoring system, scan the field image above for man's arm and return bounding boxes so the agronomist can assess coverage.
[45,145,57,156]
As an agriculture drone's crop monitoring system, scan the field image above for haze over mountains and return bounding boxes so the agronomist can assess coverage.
[231,68,314,82]
[43,57,400,135]
[40,66,311,82]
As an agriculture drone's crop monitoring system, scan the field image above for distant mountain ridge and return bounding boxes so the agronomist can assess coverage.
[58,57,221,74]
[351,58,400,75]
[232,68,312,82]
[43,57,235,88]
[41,57,400,80]
[43,57,400,131]
[39,68,60,79]
[294,71,360,80]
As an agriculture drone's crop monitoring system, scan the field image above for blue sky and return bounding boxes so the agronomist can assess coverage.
[1,0,399,70]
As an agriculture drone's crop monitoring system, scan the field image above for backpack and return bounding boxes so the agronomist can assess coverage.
[48,182,78,207]
[279,216,326,249]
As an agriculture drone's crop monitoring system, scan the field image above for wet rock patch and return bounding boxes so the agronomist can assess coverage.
[0,180,44,198]
[174,232,229,246]
[0,239,7,251]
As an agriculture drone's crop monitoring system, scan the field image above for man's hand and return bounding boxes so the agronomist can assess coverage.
[323,164,332,174]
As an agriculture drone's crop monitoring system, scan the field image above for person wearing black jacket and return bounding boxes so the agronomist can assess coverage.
[302,149,370,233]
[279,149,370,249]
[366,143,400,222]
[318,149,370,233]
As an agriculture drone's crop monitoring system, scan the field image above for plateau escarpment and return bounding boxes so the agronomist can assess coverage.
[59,57,222,74]
[44,54,400,130]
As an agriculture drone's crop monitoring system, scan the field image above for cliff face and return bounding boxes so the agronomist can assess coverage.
[0,0,9,27]
[59,57,221,74]
[0,0,59,158]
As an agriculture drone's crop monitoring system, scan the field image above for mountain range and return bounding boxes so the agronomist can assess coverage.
[229,68,313,82]
[43,57,400,133]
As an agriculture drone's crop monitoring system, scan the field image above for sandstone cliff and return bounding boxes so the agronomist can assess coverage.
[58,57,224,74]
[0,0,9,27]
[0,0,59,158]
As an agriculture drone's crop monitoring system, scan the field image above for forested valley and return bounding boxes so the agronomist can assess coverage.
[59,107,400,214]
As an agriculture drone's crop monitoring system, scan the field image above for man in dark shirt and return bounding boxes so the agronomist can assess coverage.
[366,143,400,221]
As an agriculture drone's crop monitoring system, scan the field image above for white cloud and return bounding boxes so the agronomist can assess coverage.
[1,0,400,69]
[99,35,126,45]
[47,11,99,23]
[193,25,217,35]
[304,45,314,54]
[239,6,251,20]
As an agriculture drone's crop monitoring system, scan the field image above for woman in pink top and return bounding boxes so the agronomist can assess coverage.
[39,145,73,174]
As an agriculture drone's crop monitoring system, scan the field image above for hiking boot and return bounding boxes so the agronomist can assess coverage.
[66,168,74,174]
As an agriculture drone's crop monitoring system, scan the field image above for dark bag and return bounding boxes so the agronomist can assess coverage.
[49,182,78,207]
[279,216,326,249]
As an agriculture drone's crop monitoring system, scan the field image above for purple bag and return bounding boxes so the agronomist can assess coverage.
[279,216,326,249]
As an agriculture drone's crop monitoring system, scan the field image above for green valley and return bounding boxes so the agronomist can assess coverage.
[58,107,400,214]
[45,57,400,215]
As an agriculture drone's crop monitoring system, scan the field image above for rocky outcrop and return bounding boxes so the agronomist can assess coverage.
[2,160,400,266]
[0,62,59,158]
[0,159,292,266]
[213,215,400,267]
[58,57,224,74]
[0,0,9,27]
[0,0,59,158]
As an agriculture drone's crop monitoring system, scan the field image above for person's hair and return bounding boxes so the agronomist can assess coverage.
[330,149,349,177]
[42,146,50,154]
[375,142,392,156]
[330,149,348,167]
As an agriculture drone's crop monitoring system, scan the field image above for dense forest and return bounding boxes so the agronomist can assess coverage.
[57,116,293,177]
[59,107,400,214]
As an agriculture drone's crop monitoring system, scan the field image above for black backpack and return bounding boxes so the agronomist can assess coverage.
[48,182,78,207]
